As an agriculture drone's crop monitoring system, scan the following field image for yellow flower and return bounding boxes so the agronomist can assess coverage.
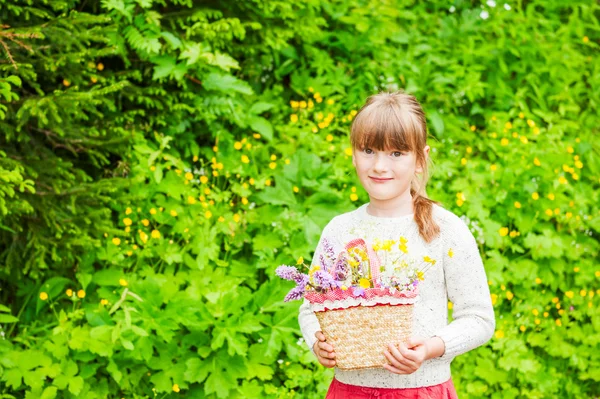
[241,155,250,164]
[123,218,132,226]
[139,231,148,243]
[293,186,299,193]
[491,293,498,305]
[518,112,525,119]
[269,162,276,169]
[66,289,73,296]
[514,201,521,209]
[77,290,85,299]
[533,157,541,166]
[326,134,333,142]
[290,114,298,123]
[241,197,249,205]
[200,176,209,184]
[217,216,225,223]
[461,157,467,165]
[120,279,128,287]
[125,207,132,215]
[567,146,574,154]
[344,148,353,156]
[532,192,539,200]
[448,302,453,310]
[555,319,562,327]
[205,211,213,219]
[506,291,514,300]
[40,292,48,301]
[545,209,553,216]
[350,193,358,201]
[580,289,587,297]
[417,271,425,281]
[151,229,161,239]
[233,214,241,223]
[520,325,526,332]
[327,99,334,105]
[290,100,298,108]
[505,122,512,129]
[173,384,180,393]
[565,291,574,299]
[520,136,528,144]
[494,330,505,339]
[499,227,509,236]
[447,248,454,258]
[170,210,178,217]
[532,309,539,316]
[150,208,157,215]
[535,278,542,284]
[535,319,541,325]
[490,164,497,171]
[583,36,589,43]
[359,278,371,289]
[398,243,408,253]
[341,285,348,291]
[527,119,535,127]
[299,101,307,108]
[100,299,109,305]
[187,196,197,205]
[296,257,304,265]
[112,237,121,246]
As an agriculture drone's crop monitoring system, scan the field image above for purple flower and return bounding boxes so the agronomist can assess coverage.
[276,265,302,282]
[352,286,366,297]
[322,238,335,259]
[332,255,349,281]
[313,270,337,290]
[284,275,309,302]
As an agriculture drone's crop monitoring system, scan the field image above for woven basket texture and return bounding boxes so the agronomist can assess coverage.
[315,304,413,370]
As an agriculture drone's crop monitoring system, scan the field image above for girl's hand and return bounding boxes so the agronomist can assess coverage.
[314,331,336,368]
[383,337,429,374]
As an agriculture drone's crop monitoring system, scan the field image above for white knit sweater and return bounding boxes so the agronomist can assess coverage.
[298,202,495,388]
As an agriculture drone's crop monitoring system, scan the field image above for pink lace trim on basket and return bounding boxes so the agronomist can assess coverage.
[305,287,419,312]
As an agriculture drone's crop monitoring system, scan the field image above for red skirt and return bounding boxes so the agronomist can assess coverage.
[325,377,459,399]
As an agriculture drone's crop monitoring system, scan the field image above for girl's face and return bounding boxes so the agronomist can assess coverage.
[352,146,429,208]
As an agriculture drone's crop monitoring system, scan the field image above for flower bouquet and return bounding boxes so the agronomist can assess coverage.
[276,236,437,370]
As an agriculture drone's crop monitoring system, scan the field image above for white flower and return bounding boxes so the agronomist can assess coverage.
[480,10,490,19]
[449,5,456,13]
[504,3,511,10]
[487,0,496,7]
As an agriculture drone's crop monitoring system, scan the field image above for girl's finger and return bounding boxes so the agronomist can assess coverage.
[319,341,335,352]
[388,344,417,369]
[320,349,335,359]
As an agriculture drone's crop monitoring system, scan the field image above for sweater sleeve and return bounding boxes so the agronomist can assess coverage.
[432,216,496,362]
[297,218,340,357]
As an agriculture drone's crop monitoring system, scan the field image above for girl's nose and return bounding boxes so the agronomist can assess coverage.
[373,154,388,172]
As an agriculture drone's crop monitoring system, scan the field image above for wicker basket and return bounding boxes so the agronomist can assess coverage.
[315,303,414,370]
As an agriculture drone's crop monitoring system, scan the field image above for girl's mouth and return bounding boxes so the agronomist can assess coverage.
[369,177,393,183]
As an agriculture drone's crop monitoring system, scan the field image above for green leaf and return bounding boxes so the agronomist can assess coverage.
[184,358,210,384]
[68,376,84,395]
[203,73,253,95]
[40,386,57,399]
[0,314,18,323]
[248,116,273,141]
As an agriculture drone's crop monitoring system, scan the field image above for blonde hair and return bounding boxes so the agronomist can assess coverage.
[350,90,442,243]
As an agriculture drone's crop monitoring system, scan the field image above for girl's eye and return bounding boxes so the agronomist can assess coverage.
[363,148,374,154]
[392,151,405,157]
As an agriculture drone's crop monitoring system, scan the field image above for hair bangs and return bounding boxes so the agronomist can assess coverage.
[350,101,418,153]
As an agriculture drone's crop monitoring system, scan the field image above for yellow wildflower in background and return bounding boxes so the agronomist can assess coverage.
[77,290,85,298]
[172,384,180,393]
[151,230,161,239]
[296,257,304,265]
[499,227,509,236]
[123,218,132,226]
[120,279,128,286]
[66,289,73,296]
[40,292,48,300]
[112,237,121,246]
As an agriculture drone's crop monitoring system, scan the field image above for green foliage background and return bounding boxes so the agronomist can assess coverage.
[1,0,599,397]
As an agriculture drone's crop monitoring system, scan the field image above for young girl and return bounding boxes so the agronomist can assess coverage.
[298,91,496,398]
